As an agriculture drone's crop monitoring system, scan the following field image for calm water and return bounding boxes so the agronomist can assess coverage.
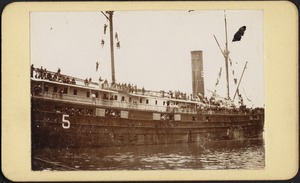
[32,139,264,171]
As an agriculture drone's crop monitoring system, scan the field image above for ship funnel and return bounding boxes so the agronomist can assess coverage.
[191,50,205,98]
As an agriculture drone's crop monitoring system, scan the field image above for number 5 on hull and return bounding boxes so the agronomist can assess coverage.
[62,114,70,129]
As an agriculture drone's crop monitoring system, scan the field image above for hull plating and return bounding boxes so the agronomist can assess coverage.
[32,107,264,148]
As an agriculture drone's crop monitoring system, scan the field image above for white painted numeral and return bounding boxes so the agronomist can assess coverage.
[62,114,70,129]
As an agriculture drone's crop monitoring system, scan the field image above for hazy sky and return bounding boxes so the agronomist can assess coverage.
[30,10,264,107]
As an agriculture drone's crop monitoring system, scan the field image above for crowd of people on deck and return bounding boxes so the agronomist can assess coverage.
[31,65,76,84]
[161,90,192,100]
[30,65,264,115]
[30,65,197,101]
[105,109,120,118]
[33,84,42,96]
[54,105,122,118]
[100,80,140,93]
[55,106,93,116]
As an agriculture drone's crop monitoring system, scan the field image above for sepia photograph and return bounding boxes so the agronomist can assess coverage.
[30,10,265,171]
[2,0,299,181]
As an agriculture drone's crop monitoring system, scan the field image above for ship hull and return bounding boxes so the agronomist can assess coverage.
[31,98,264,148]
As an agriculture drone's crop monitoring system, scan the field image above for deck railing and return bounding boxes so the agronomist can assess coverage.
[33,92,199,114]
[201,110,249,115]
[32,91,254,116]
[32,92,254,115]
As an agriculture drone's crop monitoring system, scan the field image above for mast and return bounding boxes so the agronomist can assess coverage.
[224,11,230,99]
[102,11,116,84]
[108,11,116,84]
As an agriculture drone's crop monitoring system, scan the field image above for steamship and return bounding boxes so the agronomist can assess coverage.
[31,11,264,148]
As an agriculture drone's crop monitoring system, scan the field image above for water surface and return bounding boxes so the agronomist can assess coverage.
[32,139,264,171]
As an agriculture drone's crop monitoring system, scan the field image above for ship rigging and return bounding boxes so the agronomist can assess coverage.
[100,10,248,108]
[212,11,249,107]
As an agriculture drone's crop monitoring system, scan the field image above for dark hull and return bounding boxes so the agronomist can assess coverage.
[31,97,264,148]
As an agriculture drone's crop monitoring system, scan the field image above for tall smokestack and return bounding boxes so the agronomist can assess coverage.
[191,50,205,98]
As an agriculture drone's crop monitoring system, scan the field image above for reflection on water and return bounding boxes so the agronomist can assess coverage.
[32,139,264,171]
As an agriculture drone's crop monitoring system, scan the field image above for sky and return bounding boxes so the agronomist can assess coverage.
[30,10,264,107]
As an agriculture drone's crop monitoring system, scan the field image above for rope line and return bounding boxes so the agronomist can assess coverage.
[34,157,80,171]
